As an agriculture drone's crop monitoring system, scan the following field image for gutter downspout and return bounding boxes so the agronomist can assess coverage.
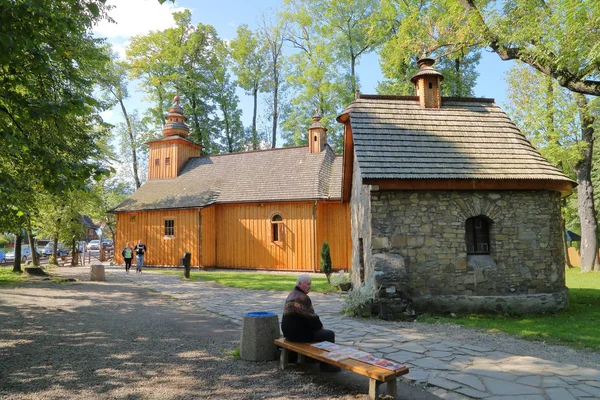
[312,201,318,272]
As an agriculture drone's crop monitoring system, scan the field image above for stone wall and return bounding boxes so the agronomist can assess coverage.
[359,187,568,315]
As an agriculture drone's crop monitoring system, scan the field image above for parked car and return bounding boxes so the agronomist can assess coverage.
[87,240,100,251]
[42,242,70,257]
[102,239,114,249]
[0,249,5,263]
[5,246,42,263]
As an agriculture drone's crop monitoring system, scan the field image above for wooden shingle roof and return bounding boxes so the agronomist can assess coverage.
[113,146,342,212]
[338,95,573,182]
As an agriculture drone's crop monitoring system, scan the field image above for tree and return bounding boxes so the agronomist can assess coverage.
[0,0,112,270]
[320,241,333,283]
[98,49,144,188]
[112,111,152,189]
[376,0,481,96]
[127,30,178,130]
[280,21,349,150]
[505,63,582,267]
[284,0,385,96]
[230,25,269,150]
[210,43,246,153]
[456,0,600,272]
[258,13,288,148]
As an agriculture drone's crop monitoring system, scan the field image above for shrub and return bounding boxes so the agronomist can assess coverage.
[343,279,377,317]
[329,271,350,287]
[320,241,332,283]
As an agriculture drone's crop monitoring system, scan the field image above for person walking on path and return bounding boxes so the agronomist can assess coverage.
[134,239,147,274]
[122,242,133,274]
[282,274,340,372]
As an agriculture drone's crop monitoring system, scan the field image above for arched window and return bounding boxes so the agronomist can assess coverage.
[466,216,491,254]
[271,214,283,242]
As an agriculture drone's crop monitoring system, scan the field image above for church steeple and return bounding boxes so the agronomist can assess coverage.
[308,110,327,153]
[163,95,190,138]
[146,95,202,180]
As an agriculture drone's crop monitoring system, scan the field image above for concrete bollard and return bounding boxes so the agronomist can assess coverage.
[90,264,105,281]
[240,311,280,361]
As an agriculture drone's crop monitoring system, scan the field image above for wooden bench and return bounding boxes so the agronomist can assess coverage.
[275,338,409,400]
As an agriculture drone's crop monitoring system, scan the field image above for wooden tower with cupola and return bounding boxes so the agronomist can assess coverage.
[410,57,444,109]
[146,95,202,180]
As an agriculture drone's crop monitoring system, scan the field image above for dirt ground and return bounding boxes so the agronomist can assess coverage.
[0,268,437,400]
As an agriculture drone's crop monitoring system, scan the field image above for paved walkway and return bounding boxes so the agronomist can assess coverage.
[98,266,600,400]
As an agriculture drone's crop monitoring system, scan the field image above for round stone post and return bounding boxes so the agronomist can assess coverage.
[240,311,280,361]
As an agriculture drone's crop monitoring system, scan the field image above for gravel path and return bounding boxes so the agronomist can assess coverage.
[0,269,434,400]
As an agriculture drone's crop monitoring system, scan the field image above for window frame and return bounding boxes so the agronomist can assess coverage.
[466,216,491,255]
[164,218,175,237]
[270,213,284,243]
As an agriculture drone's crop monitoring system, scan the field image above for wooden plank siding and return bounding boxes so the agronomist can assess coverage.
[200,206,216,266]
[115,209,201,266]
[148,141,200,180]
[212,202,316,271]
[115,201,351,271]
[316,202,352,270]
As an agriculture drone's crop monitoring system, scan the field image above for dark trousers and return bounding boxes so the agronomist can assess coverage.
[313,328,335,343]
[124,258,132,271]
[288,328,336,367]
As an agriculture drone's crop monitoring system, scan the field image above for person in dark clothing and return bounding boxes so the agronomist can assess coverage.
[282,274,340,372]
[122,242,133,274]
[134,239,147,273]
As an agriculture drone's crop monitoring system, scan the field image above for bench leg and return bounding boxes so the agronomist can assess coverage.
[368,378,381,400]
[279,347,289,370]
[298,353,306,364]
[387,378,397,399]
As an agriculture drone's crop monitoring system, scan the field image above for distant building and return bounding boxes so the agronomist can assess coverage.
[112,97,350,272]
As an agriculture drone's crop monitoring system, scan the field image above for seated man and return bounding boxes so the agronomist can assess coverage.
[281,274,340,372]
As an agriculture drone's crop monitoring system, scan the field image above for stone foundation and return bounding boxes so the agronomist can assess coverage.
[412,288,569,314]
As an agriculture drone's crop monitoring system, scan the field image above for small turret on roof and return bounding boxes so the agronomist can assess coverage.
[410,57,444,109]
[163,95,190,138]
[308,109,328,153]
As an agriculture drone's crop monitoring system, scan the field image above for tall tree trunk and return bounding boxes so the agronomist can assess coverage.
[252,84,258,150]
[12,234,22,273]
[119,98,141,189]
[271,73,279,148]
[574,94,599,273]
[26,230,39,266]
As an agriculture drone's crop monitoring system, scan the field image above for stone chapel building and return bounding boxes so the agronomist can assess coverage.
[336,57,575,316]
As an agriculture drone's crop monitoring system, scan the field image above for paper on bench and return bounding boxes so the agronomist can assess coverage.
[356,354,406,371]
[311,341,344,351]
[322,348,369,362]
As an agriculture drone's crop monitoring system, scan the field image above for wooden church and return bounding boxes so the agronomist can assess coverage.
[112,97,351,271]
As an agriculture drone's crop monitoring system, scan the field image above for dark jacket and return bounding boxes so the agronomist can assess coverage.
[134,244,147,255]
[281,286,323,342]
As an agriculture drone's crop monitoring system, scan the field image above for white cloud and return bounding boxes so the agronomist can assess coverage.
[93,0,187,40]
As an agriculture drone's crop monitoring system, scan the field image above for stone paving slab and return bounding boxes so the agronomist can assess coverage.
[100,267,600,400]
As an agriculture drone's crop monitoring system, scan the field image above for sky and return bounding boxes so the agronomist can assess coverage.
[94,0,514,134]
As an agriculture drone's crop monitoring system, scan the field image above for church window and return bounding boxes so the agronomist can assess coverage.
[164,219,175,236]
[155,158,160,166]
[165,157,171,165]
[466,216,491,254]
[271,214,283,242]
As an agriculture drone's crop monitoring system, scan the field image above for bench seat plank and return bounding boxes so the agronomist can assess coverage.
[274,338,408,381]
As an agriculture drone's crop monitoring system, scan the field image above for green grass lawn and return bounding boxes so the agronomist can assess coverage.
[418,268,600,351]
[157,269,334,293]
[0,268,28,285]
